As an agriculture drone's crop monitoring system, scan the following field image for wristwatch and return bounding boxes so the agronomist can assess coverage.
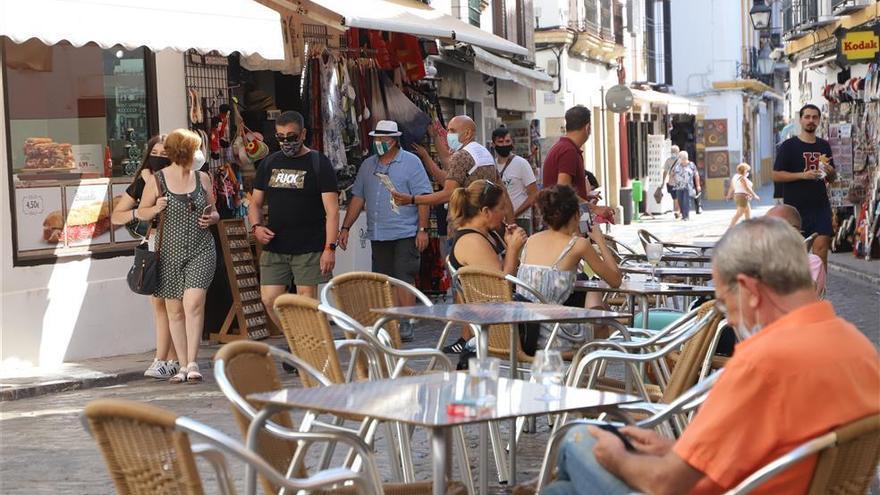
[418,227,428,233]
[325,243,337,251]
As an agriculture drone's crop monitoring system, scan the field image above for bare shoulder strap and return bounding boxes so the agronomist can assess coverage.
[551,235,580,270]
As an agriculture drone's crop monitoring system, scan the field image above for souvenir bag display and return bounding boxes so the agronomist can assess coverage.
[127,177,167,295]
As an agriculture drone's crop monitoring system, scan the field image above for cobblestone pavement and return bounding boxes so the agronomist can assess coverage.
[1,186,878,494]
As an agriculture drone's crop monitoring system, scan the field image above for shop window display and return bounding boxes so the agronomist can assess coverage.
[2,39,156,263]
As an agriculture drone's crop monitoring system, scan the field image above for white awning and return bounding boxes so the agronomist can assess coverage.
[630,88,705,114]
[472,47,553,91]
[304,0,529,57]
[0,0,285,59]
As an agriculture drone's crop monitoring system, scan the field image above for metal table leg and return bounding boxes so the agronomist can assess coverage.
[245,405,279,495]
[432,427,451,495]
[475,324,489,495]
[509,326,517,486]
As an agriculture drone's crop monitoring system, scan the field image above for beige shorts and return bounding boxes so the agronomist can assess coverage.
[734,193,750,208]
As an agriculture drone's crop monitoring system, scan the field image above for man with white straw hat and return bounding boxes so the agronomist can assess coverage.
[339,120,432,341]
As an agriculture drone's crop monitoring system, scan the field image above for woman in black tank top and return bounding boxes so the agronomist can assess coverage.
[439,180,529,355]
[448,180,526,273]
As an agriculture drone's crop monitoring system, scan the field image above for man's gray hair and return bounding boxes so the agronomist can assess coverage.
[714,217,814,294]
[670,145,680,154]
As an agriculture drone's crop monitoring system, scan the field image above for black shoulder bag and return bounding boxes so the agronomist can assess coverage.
[126,174,167,295]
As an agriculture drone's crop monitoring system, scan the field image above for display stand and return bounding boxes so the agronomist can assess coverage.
[211,219,270,342]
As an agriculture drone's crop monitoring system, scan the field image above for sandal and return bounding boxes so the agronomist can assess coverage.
[185,362,203,384]
[169,370,186,384]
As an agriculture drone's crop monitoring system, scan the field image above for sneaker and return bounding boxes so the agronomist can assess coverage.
[144,359,178,379]
[399,321,414,343]
[144,359,163,378]
[442,337,467,354]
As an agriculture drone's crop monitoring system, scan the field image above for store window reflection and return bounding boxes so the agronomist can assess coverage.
[2,39,156,262]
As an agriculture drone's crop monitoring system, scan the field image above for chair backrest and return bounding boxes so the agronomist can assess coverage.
[660,301,724,403]
[274,294,346,386]
[214,341,300,495]
[84,399,205,495]
[637,229,663,251]
[807,413,880,495]
[326,271,402,349]
[455,266,532,362]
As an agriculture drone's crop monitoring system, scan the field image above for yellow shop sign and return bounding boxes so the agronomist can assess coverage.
[837,27,880,65]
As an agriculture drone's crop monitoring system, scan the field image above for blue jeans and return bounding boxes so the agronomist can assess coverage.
[675,188,691,219]
[540,425,635,495]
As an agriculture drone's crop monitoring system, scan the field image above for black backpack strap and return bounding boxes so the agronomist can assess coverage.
[310,150,321,181]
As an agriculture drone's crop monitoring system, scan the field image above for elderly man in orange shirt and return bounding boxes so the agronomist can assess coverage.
[541,217,879,495]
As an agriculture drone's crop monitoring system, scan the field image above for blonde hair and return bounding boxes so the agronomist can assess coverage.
[736,163,751,175]
[164,129,202,168]
[449,180,504,230]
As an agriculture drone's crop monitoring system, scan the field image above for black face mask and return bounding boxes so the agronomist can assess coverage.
[495,145,513,157]
[146,155,171,172]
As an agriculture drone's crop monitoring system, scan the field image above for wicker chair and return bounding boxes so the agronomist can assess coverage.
[213,341,471,495]
[320,271,455,379]
[727,413,880,494]
[83,398,378,495]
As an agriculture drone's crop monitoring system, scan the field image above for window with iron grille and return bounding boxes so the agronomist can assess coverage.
[468,0,481,27]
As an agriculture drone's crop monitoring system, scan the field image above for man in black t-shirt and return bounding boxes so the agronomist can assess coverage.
[772,104,837,268]
[248,111,339,327]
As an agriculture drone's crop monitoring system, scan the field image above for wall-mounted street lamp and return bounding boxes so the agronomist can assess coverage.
[756,46,775,75]
[749,0,772,30]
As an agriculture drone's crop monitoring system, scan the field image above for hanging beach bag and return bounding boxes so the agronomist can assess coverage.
[126,176,167,295]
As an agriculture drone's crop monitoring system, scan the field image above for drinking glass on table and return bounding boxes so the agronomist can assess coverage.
[532,350,564,401]
[645,242,663,286]
[468,357,501,406]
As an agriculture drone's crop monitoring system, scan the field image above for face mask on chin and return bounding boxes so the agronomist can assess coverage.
[192,149,206,169]
[734,287,762,341]
[374,140,392,156]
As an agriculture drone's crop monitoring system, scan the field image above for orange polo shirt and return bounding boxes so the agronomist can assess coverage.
[674,301,880,494]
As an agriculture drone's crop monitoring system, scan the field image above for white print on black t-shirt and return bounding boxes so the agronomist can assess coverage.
[269,169,306,189]
[801,152,823,172]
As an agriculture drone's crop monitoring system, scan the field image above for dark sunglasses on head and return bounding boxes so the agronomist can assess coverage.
[275,133,301,143]
[480,180,499,201]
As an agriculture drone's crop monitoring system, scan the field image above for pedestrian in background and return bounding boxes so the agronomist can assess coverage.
[660,145,681,218]
[492,127,538,234]
[137,129,219,384]
[111,134,177,379]
[772,103,836,268]
[339,120,432,341]
[671,150,700,221]
[726,162,760,228]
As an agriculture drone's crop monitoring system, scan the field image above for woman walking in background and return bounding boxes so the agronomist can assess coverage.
[670,150,700,221]
[726,162,760,228]
[110,135,178,379]
[138,129,218,384]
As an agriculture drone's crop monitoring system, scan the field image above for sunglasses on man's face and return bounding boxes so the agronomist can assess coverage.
[275,133,301,143]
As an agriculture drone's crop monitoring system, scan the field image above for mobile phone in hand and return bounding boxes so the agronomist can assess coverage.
[597,423,636,452]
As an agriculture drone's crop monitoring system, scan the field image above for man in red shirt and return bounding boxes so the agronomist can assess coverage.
[543,106,613,221]
[543,105,592,201]
[540,216,880,495]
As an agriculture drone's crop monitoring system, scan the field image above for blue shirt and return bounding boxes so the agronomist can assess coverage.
[351,149,432,241]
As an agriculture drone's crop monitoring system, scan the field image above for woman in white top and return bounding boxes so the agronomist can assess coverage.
[726,162,760,228]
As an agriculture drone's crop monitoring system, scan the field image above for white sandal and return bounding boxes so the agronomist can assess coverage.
[185,362,202,384]
[169,370,186,384]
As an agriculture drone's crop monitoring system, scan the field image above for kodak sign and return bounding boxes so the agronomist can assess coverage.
[836,27,880,65]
